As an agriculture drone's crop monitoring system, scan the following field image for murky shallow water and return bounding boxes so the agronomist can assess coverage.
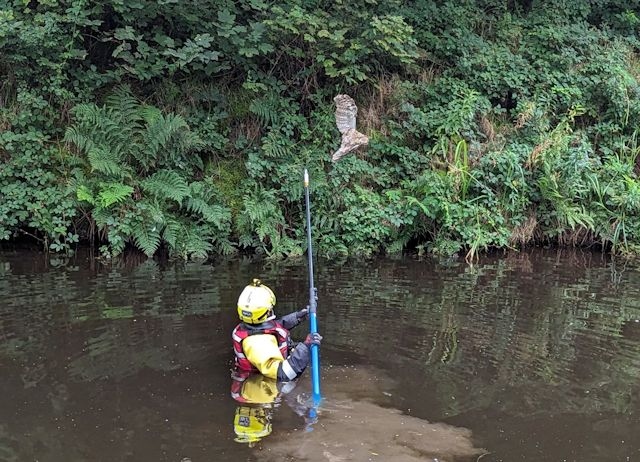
[0,248,639,461]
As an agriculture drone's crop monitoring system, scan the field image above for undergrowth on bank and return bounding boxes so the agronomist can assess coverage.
[1,0,640,259]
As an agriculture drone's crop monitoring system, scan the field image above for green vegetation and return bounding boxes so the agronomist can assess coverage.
[2,1,640,259]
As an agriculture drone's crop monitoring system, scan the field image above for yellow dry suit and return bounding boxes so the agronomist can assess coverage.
[242,333,287,379]
[232,313,311,382]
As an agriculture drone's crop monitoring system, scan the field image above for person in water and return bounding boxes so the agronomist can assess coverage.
[232,278,322,382]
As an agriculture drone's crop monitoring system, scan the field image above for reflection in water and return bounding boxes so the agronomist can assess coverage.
[319,250,640,462]
[230,371,309,446]
[0,248,639,461]
[228,365,480,461]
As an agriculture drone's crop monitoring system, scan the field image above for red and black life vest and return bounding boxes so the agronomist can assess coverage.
[232,321,290,372]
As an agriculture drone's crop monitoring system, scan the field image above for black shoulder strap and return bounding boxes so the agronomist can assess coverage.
[243,321,276,336]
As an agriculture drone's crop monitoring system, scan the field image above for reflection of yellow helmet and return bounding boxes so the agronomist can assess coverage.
[234,406,272,444]
[237,279,276,324]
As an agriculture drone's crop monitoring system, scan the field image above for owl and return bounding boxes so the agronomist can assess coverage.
[332,94,369,162]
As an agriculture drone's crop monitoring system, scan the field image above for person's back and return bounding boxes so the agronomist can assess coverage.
[231,279,322,382]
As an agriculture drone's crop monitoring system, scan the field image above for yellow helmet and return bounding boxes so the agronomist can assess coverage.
[237,279,276,324]
[233,406,272,444]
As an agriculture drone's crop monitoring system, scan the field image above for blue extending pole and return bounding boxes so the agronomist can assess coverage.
[303,169,321,404]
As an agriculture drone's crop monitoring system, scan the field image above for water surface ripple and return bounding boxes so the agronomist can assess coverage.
[0,249,638,461]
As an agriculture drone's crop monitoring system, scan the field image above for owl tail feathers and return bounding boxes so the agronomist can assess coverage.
[331,129,369,162]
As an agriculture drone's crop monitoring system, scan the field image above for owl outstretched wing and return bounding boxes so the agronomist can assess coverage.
[334,94,357,134]
[332,94,369,162]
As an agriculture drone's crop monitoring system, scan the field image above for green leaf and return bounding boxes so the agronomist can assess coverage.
[141,170,190,204]
[77,185,95,205]
[131,221,162,256]
[98,182,134,208]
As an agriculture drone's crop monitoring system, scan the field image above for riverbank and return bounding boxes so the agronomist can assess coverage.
[2,2,640,259]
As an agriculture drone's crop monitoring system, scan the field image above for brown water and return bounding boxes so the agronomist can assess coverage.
[0,248,639,461]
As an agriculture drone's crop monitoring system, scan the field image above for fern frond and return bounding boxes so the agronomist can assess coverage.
[242,187,280,224]
[108,230,127,256]
[60,151,86,169]
[71,103,104,127]
[76,184,96,205]
[162,218,183,249]
[69,102,138,164]
[160,114,194,161]
[189,181,213,201]
[144,200,168,227]
[185,198,229,226]
[186,181,232,227]
[139,113,190,170]
[250,96,281,127]
[179,227,213,259]
[140,117,164,169]
[105,85,142,125]
[168,128,205,170]
[213,235,237,255]
[139,105,163,124]
[97,111,127,145]
[185,197,207,217]
[164,221,214,259]
[64,126,96,153]
[239,236,254,248]
[98,182,134,207]
[92,207,113,229]
[141,170,190,204]
[131,221,162,256]
[261,131,290,158]
[87,146,123,176]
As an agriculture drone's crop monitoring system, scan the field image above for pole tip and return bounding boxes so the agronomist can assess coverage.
[304,169,309,187]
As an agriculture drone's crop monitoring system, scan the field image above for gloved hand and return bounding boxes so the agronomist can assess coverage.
[304,332,322,346]
[296,308,309,320]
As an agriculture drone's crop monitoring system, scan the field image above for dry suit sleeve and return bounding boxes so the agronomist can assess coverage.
[242,334,285,380]
[279,310,304,330]
[276,343,311,382]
